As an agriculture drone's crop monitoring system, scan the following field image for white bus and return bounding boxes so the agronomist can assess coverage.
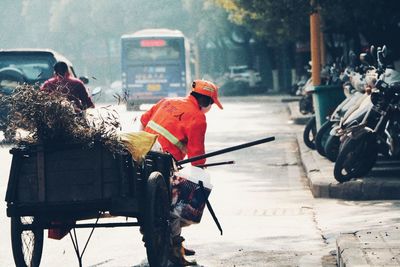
[121,29,191,109]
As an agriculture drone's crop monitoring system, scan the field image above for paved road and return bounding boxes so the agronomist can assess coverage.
[1,95,400,266]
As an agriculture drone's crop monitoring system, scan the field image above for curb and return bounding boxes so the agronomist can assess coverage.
[281,96,302,103]
[287,102,313,125]
[296,132,400,200]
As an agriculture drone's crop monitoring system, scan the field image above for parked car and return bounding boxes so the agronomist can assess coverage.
[0,48,85,86]
[0,48,88,141]
[228,65,261,87]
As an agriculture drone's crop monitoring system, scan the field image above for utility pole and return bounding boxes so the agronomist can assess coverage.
[310,0,321,86]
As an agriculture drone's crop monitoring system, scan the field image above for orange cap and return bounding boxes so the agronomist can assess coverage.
[192,80,223,109]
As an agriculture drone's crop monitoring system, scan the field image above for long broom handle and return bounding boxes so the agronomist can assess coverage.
[177,136,275,165]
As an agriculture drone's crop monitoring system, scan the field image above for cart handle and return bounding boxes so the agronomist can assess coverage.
[177,136,275,165]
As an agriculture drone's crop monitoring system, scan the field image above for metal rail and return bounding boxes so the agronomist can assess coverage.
[20,221,140,231]
[196,160,235,168]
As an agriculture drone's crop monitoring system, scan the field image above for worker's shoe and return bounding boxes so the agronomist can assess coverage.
[169,236,197,266]
[178,236,196,256]
[183,246,195,256]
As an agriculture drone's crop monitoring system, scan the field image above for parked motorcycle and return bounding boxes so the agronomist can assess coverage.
[299,76,318,150]
[303,115,317,149]
[314,67,349,156]
[315,90,364,157]
[334,46,400,182]
[301,61,345,150]
[334,79,400,182]
[310,59,345,154]
[324,92,370,161]
[320,50,379,162]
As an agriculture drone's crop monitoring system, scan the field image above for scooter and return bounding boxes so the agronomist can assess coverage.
[334,79,400,182]
[321,51,378,162]
[333,46,400,182]
[314,65,363,157]
[312,60,349,156]
[302,64,336,150]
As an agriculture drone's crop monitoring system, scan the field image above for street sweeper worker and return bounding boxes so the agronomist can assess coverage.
[140,79,223,166]
[138,79,223,265]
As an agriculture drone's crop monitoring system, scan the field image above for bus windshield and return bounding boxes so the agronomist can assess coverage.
[125,39,181,62]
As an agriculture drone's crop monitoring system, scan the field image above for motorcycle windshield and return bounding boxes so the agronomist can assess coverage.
[343,96,373,127]
[382,68,400,84]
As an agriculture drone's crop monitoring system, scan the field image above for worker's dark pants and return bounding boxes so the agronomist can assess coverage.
[170,212,190,239]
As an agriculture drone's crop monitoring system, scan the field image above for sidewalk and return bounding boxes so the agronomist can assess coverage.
[286,99,400,266]
[336,227,400,267]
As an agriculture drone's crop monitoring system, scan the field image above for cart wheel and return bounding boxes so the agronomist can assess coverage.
[143,171,170,267]
[11,216,43,267]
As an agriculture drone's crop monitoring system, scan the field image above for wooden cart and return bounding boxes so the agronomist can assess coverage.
[5,142,173,267]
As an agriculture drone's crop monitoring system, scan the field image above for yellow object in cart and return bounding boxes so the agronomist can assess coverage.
[119,131,158,162]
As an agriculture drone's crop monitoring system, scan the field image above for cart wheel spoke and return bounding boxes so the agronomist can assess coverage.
[11,216,44,267]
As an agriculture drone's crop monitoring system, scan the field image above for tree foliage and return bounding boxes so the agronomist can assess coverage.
[213,0,311,44]
[320,0,400,58]
[215,0,400,58]
[1,0,239,82]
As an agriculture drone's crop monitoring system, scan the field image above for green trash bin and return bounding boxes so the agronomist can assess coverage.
[312,85,345,130]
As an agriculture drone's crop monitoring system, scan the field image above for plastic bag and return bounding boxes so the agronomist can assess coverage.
[171,166,212,225]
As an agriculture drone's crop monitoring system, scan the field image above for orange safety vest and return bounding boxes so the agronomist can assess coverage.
[140,95,207,165]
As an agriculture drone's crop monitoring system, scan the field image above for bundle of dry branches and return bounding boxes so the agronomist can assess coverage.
[2,84,126,154]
